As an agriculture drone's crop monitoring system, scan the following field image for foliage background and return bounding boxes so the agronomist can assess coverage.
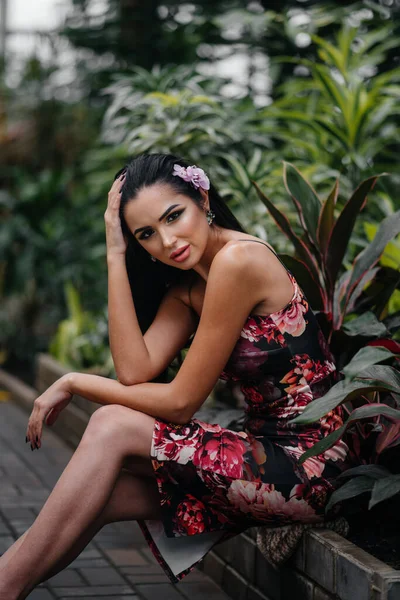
[1,0,399,379]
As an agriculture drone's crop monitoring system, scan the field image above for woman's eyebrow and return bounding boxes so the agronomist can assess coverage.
[134,204,182,235]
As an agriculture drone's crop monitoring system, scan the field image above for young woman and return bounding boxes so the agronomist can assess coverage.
[0,153,349,598]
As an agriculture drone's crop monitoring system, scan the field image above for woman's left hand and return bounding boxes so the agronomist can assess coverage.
[26,374,74,450]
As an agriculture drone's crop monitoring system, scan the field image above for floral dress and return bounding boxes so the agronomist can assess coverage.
[137,240,349,583]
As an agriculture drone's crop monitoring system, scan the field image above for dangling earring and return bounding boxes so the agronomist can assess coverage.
[151,256,156,262]
[206,209,215,226]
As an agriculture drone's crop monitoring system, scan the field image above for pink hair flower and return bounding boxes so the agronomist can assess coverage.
[173,164,210,190]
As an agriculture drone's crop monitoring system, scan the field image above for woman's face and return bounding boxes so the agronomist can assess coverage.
[124,183,210,269]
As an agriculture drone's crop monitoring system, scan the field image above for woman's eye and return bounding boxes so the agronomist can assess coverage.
[166,210,183,223]
[140,229,153,240]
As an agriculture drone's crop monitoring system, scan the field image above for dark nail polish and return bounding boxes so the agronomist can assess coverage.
[36,436,38,443]
[25,436,28,443]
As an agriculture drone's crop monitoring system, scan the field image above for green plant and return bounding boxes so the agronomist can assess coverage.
[253,163,400,510]
[268,24,400,195]
[49,282,115,377]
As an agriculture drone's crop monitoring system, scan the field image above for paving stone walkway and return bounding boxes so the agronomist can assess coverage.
[0,401,231,600]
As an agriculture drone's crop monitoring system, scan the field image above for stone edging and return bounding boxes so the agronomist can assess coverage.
[1,357,399,600]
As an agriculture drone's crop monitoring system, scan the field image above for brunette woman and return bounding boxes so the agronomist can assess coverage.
[0,153,348,598]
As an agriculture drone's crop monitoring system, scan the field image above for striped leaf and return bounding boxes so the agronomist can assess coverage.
[283,162,321,248]
[252,181,320,284]
[325,176,378,287]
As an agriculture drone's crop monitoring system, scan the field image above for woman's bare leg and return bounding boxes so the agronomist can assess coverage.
[40,469,161,583]
[1,464,159,586]
[0,406,157,599]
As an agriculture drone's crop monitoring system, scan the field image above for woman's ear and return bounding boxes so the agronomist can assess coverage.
[199,187,210,211]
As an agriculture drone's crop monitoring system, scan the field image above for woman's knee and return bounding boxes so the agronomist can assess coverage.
[82,404,155,457]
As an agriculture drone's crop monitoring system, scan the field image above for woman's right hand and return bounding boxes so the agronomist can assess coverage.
[104,172,128,258]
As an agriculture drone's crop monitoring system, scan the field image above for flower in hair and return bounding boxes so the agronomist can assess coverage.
[173,164,210,190]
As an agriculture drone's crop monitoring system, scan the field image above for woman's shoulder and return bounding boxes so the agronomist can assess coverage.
[216,234,278,275]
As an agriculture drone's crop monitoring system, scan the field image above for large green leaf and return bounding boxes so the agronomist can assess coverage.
[326,476,375,512]
[283,162,321,248]
[337,465,391,480]
[369,474,400,509]
[278,254,325,311]
[326,176,378,287]
[317,179,338,256]
[354,364,400,390]
[291,369,400,425]
[364,224,400,270]
[297,403,400,464]
[346,210,400,304]
[345,267,379,314]
[384,311,400,335]
[342,346,399,380]
[252,182,320,284]
[342,312,389,337]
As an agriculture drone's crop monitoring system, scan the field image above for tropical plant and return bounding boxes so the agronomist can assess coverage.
[268,23,400,196]
[254,163,400,345]
[0,169,109,364]
[49,282,115,377]
[253,163,400,510]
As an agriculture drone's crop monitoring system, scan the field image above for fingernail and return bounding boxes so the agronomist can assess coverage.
[25,436,28,443]
[36,436,38,443]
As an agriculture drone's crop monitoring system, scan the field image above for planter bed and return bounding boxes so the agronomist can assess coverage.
[0,355,399,600]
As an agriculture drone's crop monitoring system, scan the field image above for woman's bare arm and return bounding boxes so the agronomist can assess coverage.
[66,243,264,424]
[107,254,151,383]
[107,255,198,385]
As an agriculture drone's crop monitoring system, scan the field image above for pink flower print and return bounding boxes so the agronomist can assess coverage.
[240,383,264,404]
[272,294,308,337]
[199,469,230,491]
[241,318,286,346]
[280,496,319,522]
[152,422,200,464]
[274,391,313,420]
[227,480,266,513]
[291,482,331,513]
[280,366,310,398]
[250,438,267,467]
[196,420,222,434]
[292,354,317,385]
[226,480,319,523]
[193,430,248,479]
[226,481,287,518]
[174,495,207,535]
[322,440,349,463]
[282,445,326,479]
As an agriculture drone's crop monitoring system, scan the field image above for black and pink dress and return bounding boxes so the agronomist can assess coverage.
[138,241,349,583]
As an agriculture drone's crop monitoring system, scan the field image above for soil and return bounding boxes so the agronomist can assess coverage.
[347,513,400,569]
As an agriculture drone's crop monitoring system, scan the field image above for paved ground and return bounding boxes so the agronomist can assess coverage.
[0,400,231,600]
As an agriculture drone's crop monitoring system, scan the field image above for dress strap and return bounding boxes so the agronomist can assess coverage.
[235,239,290,274]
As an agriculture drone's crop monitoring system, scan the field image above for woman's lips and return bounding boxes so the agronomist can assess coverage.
[171,245,190,262]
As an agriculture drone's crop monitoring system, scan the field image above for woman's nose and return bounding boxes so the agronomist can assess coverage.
[160,230,177,249]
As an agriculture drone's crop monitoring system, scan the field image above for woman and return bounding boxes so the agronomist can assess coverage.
[0,153,349,598]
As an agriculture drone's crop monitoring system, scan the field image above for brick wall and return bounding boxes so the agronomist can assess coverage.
[198,527,400,600]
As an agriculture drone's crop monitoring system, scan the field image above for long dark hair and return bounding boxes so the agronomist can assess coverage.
[115,152,247,333]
